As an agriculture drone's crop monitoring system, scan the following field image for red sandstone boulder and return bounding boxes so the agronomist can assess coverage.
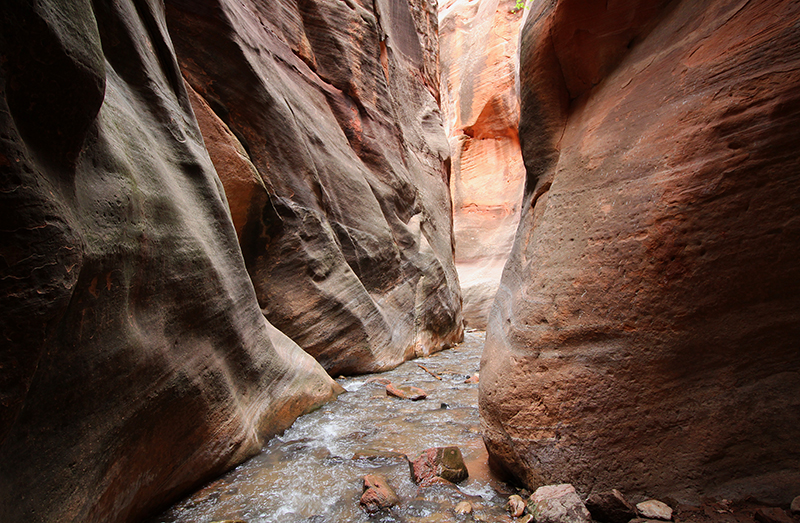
[439,0,527,328]
[360,474,400,514]
[410,446,469,484]
[0,2,342,522]
[165,0,463,375]
[480,0,800,506]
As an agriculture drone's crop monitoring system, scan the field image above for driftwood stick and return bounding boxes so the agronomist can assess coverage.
[417,363,442,380]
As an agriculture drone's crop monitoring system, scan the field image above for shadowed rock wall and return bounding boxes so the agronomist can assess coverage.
[0,2,343,522]
[480,0,800,505]
[439,0,526,329]
[165,0,463,375]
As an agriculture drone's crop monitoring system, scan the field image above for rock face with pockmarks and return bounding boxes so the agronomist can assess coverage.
[480,0,800,505]
[165,0,463,375]
[439,0,527,328]
[0,2,342,522]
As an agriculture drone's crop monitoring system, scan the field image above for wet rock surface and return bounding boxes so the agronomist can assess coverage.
[410,446,469,485]
[481,0,800,504]
[0,2,341,522]
[165,0,463,375]
[150,332,518,523]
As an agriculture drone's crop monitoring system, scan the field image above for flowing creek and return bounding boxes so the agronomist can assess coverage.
[150,331,517,522]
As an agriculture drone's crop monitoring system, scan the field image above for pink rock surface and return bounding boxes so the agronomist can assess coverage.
[480,0,800,506]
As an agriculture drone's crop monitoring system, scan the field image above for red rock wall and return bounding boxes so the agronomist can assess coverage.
[439,0,527,329]
[480,0,800,504]
[165,0,463,374]
[0,2,342,522]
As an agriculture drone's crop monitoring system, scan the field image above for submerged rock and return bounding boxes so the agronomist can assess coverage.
[386,382,428,401]
[585,490,637,523]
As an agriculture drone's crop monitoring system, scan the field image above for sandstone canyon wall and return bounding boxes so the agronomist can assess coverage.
[481,0,800,505]
[0,0,458,522]
[439,0,526,329]
[165,0,463,375]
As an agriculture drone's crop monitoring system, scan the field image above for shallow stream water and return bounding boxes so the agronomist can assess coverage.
[150,331,515,523]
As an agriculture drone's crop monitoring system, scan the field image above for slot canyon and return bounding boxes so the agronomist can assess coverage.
[0,0,798,522]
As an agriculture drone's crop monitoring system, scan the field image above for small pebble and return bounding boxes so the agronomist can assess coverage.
[506,494,526,517]
[455,500,473,514]
[791,496,800,515]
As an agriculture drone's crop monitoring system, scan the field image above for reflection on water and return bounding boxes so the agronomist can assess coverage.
[150,331,513,523]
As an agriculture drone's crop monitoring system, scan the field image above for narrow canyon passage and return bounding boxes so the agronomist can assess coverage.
[1,0,799,521]
[149,331,513,523]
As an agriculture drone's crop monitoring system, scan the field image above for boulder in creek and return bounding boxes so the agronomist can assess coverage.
[585,490,638,523]
[386,382,428,401]
[0,1,341,522]
[410,446,469,484]
[527,484,592,523]
[636,500,673,521]
[480,0,800,505]
[360,474,400,514]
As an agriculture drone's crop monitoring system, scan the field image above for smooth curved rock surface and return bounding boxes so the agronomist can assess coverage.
[439,0,527,329]
[0,2,341,522]
[481,0,800,505]
[165,0,463,375]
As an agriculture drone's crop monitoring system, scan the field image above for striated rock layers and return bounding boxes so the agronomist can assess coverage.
[165,0,463,375]
[439,0,526,329]
[0,2,343,522]
[481,0,800,505]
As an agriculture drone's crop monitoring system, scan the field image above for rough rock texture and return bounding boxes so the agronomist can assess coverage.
[637,500,673,521]
[410,446,469,484]
[529,484,592,523]
[480,0,800,506]
[439,0,527,328]
[361,474,400,513]
[0,2,342,522]
[164,0,463,375]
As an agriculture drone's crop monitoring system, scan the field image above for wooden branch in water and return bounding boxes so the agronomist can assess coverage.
[417,363,442,380]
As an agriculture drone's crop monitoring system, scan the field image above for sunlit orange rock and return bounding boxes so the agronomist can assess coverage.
[481,0,800,505]
[439,0,527,328]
